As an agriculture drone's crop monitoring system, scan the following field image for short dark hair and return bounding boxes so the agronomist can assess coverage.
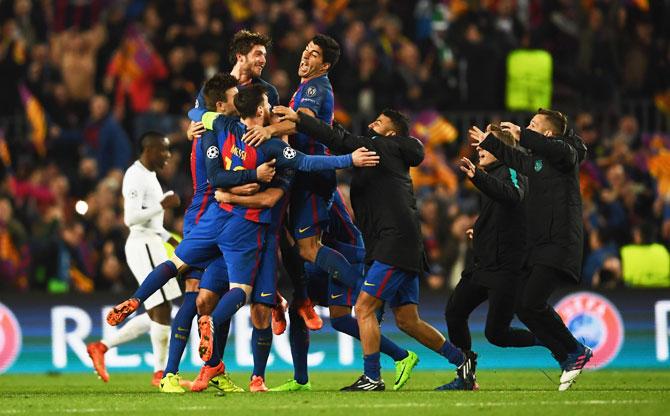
[538,108,568,136]
[381,109,410,137]
[234,85,267,119]
[228,30,272,65]
[311,34,340,69]
[139,131,165,152]
[203,73,239,110]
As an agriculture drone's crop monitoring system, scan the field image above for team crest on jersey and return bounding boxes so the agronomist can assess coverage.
[283,147,296,159]
[194,99,200,108]
[0,302,22,373]
[206,146,220,159]
[534,159,543,172]
[555,292,624,369]
[306,86,317,97]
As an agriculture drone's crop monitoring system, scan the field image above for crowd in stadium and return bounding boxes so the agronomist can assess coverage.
[0,0,669,294]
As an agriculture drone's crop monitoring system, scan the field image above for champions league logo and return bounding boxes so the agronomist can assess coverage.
[0,302,22,373]
[555,292,624,369]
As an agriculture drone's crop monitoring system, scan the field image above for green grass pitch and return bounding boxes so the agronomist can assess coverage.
[1,370,668,416]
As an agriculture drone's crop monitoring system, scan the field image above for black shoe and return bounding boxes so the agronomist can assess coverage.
[340,374,385,391]
[456,350,477,390]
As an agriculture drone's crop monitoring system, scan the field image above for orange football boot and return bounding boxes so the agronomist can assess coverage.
[249,375,268,392]
[151,370,164,387]
[106,298,140,326]
[272,293,288,335]
[86,341,109,382]
[191,361,225,392]
[295,298,322,330]
[198,315,214,361]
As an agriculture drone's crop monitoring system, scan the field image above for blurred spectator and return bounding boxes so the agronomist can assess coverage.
[0,195,29,291]
[621,223,670,287]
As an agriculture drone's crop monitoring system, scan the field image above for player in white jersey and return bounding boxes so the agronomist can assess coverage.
[87,132,181,386]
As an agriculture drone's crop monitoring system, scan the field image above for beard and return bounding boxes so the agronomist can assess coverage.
[366,127,378,138]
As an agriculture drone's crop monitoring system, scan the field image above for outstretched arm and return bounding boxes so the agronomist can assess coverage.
[518,129,578,172]
[471,127,533,175]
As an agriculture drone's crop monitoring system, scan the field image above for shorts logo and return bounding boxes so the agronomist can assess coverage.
[331,294,343,299]
[298,226,310,234]
[206,146,220,159]
[363,281,375,287]
[306,86,317,97]
[260,292,272,297]
[0,302,22,373]
[534,159,543,172]
[283,147,296,159]
[555,292,624,369]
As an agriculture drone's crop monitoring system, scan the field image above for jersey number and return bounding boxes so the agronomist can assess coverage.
[224,156,246,171]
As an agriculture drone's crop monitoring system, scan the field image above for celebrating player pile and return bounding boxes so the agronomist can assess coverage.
[97,29,590,394]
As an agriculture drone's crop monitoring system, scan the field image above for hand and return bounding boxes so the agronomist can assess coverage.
[186,121,206,141]
[242,125,271,147]
[256,159,276,183]
[459,157,476,178]
[351,147,380,167]
[273,105,299,123]
[468,126,486,147]
[228,183,260,196]
[466,228,474,240]
[214,189,233,204]
[161,193,181,209]
[500,121,521,141]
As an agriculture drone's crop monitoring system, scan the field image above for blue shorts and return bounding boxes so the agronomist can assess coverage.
[175,205,266,288]
[361,261,419,307]
[326,190,363,247]
[250,232,280,306]
[306,262,363,307]
[290,186,334,239]
[199,256,229,295]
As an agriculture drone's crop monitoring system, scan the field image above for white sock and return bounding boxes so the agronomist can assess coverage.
[101,313,151,349]
[150,321,171,372]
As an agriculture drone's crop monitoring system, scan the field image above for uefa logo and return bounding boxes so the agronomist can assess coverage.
[555,292,624,369]
[0,302,22,373]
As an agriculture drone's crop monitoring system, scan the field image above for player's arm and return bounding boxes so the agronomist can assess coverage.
[187,87,207,122]
[215,168,293,209]
[266,138,378,171]
[473,128,533,175]
[202,131,275,187]
[462,158,525,205]
[122,173,177,227]
[518,128,578,172]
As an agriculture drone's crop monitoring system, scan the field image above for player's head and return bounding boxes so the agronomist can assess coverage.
[298,34,340,79]
[229,30,271,79]
[203,73,239,115]
[139,131,171,171]
[234,84,271,125]
[528,108,568,137]
[368,109,410,137]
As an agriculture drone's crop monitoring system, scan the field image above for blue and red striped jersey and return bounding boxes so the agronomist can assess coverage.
[183,136,213,232]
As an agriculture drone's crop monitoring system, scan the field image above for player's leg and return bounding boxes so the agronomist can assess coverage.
[146,301,171,386]
[249,304,272,392]
[444,277,488,352]
[160,276,200,393]
[484,282,541,348]
[87,312,151,382]
[516,265,591,390]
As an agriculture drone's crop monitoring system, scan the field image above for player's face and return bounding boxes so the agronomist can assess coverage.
[151,137,171,170]
[527,114,553,137]
[298,41,327,78]
[221,86,239,116]
[241,45,267,78]
[368,114,396,136]
[477,146,497,167]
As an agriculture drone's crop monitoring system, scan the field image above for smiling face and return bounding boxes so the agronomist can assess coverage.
[239,44,267,79]
[218,86,239,116]
[298,41,328,79]
[477,146,498,168]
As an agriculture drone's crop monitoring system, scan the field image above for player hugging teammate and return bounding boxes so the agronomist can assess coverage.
[97,29,590,394]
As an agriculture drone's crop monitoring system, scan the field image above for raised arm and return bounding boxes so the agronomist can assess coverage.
[470,166,526,205]
[518,129,578,172]
[473,128,533,176]
[266,138,379,171]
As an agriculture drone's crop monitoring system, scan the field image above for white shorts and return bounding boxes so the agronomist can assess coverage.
[125,232,182,310]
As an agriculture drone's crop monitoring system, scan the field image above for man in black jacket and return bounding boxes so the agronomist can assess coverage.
[439,129,542,390]
[273,105,475,391]
[470,109,591,391]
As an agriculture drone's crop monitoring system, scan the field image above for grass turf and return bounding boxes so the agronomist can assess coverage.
[0,370,668,415]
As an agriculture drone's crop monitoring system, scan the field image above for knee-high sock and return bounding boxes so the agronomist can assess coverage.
[288,307,309,384]
[211,288,246,326]
[251,327,273,378]
[331,241,366,264]
[101,312,151,348]
[280,235,308,300]
[330,315,408,361]
[364,352,381,381]
[315,246,361,288]
[438,340,465,366]
[205,319,231,367]
[164,292,197,374]
[150,321,171,372]
[133,261,177,302]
